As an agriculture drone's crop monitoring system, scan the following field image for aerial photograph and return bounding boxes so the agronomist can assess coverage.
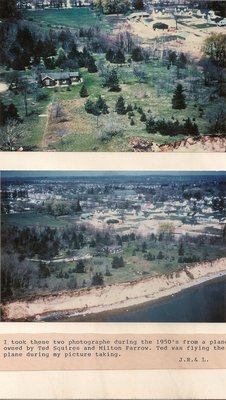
[0,0,225,152]
[1,171,226,322]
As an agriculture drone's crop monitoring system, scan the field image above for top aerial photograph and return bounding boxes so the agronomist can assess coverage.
[0,0,225,152]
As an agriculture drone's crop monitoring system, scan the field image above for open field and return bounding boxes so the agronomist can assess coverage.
[43,62,217,151]
[22,7,121,31]
[0,7,225,151]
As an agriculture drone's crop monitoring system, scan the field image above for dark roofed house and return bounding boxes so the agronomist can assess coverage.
[40,71,81,87]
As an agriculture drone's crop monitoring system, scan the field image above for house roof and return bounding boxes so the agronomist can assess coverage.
[41,71,80,80]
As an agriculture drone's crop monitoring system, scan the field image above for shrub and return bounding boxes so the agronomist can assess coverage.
[153,22,168,30]
[100,115,123,141]
[112,256,125,269]
[140,113,146,122]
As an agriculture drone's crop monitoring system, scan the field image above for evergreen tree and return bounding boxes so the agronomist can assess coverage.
[177,52,187,69]
[172,84,186,109]
[87,56,97,73]
[127,104,133,112]
[0,0,20,19]
[178,241,184,256]
[131,47,143,62]
[92,272,104,286]
[112,256,125,269]
[79,84,89,98]
[133,0,144,10]
[39,262,51,278]
[7,103,21,122]
[114,49,125,64]
[168,51,177,65]
[130,118,135,126]
[106,49,114,63]
[76,260,85,273]
[55,48,67,68]
[85,99,95,114]
[96,95,109,114]
[146,116,157,133]
[104,69,120,92]
[76,198,82,212]
[140,113,146,122]
[115,95,127,115]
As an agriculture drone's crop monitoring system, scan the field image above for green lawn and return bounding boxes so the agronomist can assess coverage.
[1,212,74,228]
[1,57,220,151]
[46,61,211,151]
[22,8,116,31]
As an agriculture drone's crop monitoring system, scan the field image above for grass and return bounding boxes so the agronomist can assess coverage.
[0,58,219,151]
[1,212,75,228]
[45,61,210,151]
[22,8,116,32]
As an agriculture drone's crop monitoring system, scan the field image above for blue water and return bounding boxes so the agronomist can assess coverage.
[103,278,226,323]
[46,277,226,322]
[58,277,226,323]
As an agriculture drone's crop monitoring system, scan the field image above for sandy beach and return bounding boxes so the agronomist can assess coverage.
[1,257,226,321]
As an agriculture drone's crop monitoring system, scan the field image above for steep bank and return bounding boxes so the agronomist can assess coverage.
[1,258,226,321]
[130,135,226,152]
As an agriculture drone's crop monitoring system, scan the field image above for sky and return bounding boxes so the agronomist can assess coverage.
[1,171,225,179]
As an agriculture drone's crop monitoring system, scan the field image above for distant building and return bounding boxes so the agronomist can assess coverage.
[40,71,81,87]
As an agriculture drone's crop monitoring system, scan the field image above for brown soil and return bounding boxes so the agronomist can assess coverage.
[129,135,226,152]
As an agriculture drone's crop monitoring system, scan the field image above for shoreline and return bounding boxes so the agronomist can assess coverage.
[59,273,226,322]
[1,257,226,321]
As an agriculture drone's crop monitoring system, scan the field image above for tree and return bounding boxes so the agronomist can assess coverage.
[76,260,85,273]
[103,69,120,92]
[207,103,225,134]
[223,225,226,244]
[115,95,127,115]
[75,198,82,212]
[85,99,95,114]
[92,272,104,286]
[55,48,67,68]
[0,119,25,151]
[39,262,51,278]
[172,84,186,109]
[168,51,177,66]
[100,113,123,141]
[140,113,146,122]
[131,47,144,62]
[96,95,109,114]
[153,22,168,30]
[133,66,148,83]
[114,49,125,64]
[203,34,226,68]
[0,101,21,126]
[106,49,115,63]
[93,0,130,15]
[177,52,187,69]
[52,100,64,119]
[178,241,184,256]
[112,256,125,269]
[79,85,89,98]
[0,0,20,18]
[132,0,144,10]
[87,56,98,73]
[146,116,157,133]
[183,118,199,136]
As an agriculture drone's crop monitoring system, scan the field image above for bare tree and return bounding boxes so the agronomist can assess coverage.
[0,119,25,151]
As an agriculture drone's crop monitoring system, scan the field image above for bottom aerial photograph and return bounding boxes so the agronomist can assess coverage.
[0,171,226,323]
